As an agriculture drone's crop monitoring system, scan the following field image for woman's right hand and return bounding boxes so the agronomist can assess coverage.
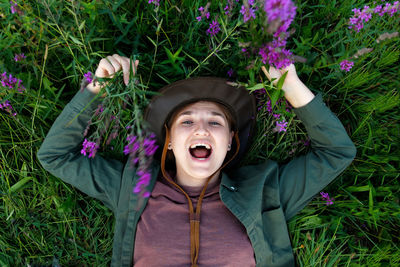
[86,54,139,97]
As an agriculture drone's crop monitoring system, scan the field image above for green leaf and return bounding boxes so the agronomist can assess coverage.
[146,36,157,47]
[247,83,264,92]
[270,89,280,109]
[69,35,83,46]
[9,177,32,193]
[345,185,370,192]
[276,70,288,91]
[79,20,86,31]
[164,47,174,62]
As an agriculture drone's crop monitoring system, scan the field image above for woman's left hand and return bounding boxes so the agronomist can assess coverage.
[261,64,315,108]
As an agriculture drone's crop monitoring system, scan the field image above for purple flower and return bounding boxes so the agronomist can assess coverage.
[224,0,239,15]
[388,2,400,16]
[240,5,257,22]
[227,68,234,77]
[81,139,100,158]
[84,71,93,83]
[148,0,160,6]
[320,191,334,205]
[263,0,297,35]
[348,6,372,32]
[259,37,293,69]
[133,170,152,197]
[143,136,158,157]
[10,1,17,14]
[266,99,273,114]
[197,4,211,22]
[374,5,384,16]
[206,20,221,36]
[124,133,158,165]
[383,3,392,15]
[340,60,354,72]
[224,5,229,14]
[14,53,26,62]
[273,113,281,119]
[1,71,25,92]
[0,100,17,116]
[275,119,288,132]
[263,0,296,22]
[124,135,140,155]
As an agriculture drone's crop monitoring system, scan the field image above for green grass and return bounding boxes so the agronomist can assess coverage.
[1,0,399,266]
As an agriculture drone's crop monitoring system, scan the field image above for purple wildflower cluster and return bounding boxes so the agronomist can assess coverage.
[197,3,224,37]
[197,4,211,22]
[206,20,221,36]
[259,37,293,69]
[148,0,160,6]
[10,0,19,14]
[240,0,257,23]
[0,100,17,116]
[123,133,158,165]
[349,1,400,32]
[348,6,372,32]
[84,71,93,83]
[1,71,25,93]
[14,53,26,62]
[224,0,239,15]
[134,170,151,198]
[263,0,297,37]
[340,60,354,72]
[255,88,292,133]
[256,0,297,69]
[81,139,100,158]
[123,132,158,198]
[320,191,334,205]
[275,120,288,132]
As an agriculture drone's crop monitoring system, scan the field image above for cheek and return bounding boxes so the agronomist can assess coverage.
[170,128,187,149]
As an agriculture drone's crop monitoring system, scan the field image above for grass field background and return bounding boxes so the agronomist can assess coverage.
[0,0,399,266]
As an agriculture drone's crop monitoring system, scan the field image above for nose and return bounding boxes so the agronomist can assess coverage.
[194,120,209,136]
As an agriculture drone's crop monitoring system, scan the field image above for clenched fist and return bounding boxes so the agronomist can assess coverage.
[86,54,139,97]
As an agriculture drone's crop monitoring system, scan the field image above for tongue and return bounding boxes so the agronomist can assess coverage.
[191,148,209,158]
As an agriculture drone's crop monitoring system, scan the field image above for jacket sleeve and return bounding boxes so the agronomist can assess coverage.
[37,88,124,211]
[278,94,356,220]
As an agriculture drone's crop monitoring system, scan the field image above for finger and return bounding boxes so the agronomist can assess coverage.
[125,59,139,85]
[261,66,271,81]
[113,54,130,85]
[96,58,115,78]
[106,55,122,75]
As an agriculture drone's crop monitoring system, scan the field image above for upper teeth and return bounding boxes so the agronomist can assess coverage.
[190,143,211,149]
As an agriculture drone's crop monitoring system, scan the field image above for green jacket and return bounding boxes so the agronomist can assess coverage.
[37,88,356,267]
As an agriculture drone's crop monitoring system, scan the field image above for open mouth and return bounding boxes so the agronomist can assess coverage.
[189,144,212,160]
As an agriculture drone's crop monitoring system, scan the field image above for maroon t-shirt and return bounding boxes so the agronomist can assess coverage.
[133,175,256,266]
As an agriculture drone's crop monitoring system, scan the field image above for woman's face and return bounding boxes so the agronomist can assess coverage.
[169,101,234,187]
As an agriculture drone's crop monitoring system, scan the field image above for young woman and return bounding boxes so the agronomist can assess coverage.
[38,54,356,267]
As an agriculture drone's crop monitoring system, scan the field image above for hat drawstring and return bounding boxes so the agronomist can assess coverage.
[160,125,240,267]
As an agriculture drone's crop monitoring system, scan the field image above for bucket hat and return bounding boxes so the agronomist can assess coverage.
[144,76,256,167]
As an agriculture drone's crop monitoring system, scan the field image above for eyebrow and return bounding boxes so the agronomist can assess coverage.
[178,110,225,119]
